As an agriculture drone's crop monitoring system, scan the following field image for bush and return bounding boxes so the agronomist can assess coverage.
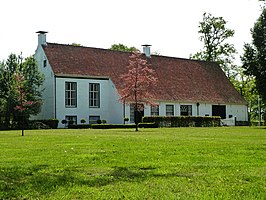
[80,119,86,124]
[138,122,158,128]
[30,119,59,129]
[142,116,221,127]
[68,124,91,129]
[91,124,136,129]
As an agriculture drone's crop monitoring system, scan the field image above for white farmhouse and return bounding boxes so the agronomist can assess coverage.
[34,31,248,127]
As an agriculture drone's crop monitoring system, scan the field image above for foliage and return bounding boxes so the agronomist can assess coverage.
[0,127,265,199]
[242,8,266,103]
[91,124,136,129]
[119,51,158,131]
[80,118,86,124]
[191,12,237,78]
[143,116,221,127]
[68,124,91,129]
[229,65,265,122]
[0,54,43,129]
[31,119,59,129]
[109,43,138,52]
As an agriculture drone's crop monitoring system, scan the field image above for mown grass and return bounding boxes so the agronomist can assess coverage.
[0,127,265,199]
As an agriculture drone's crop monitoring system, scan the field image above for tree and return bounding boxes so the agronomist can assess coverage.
[242,8,266,102]
[0,54,43,130]
[119,51,158,131]
[109,43,138,52]
[191,12,237,78]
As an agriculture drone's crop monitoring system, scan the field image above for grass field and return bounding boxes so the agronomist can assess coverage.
[0,127,265,199]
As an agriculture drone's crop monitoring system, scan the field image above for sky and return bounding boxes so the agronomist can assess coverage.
[0,0,263,64]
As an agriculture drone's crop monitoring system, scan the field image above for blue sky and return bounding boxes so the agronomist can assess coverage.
[0,0,262,64]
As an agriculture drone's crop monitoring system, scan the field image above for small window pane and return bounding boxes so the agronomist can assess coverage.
[89,83,100,108]
[65,82,77,107]
[180,105,192,116]
[166,105,174,116]
[151,105,159,116]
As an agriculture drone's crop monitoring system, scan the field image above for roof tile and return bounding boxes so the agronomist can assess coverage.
[43,43,246,105]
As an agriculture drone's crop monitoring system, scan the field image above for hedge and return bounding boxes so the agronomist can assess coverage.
[30,119,59,129]
[68,123,158,129]
[142,116,221,127]
[68,124,92,129]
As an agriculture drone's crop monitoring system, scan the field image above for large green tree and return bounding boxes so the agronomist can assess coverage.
[191,12,237,78]
[242,8,266,102]
[109,44,138,52]
[0,54,43,129]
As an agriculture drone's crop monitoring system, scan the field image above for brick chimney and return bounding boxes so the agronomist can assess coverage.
[36,31,48,46]
[142,44,151,58]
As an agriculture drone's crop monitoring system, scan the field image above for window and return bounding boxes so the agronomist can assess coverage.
[180,105,192,116]
[65,115,77,125]
[151,105,159,116]
[43,59,47,67]
[130,104,135,123]
[89,116,100,124]
[212,105,226,119]
[130,103,144,123]
[166,105,174,116]
[89,83,100,108]
[65,82,77,107]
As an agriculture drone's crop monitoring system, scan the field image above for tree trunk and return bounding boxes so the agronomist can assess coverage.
[135,122,138,131]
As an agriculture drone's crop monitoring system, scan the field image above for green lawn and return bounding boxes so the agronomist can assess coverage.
[0,127,265,199]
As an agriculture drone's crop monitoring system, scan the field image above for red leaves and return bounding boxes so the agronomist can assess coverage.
[119,51,158,109]
[13,74,35,112]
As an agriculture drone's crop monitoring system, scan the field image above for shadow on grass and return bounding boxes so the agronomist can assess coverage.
[0,165,192,199]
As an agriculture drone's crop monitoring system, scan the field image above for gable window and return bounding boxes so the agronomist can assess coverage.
[166,105,174,116]
[43,59,47,67]
[180,105,192,116]
[151,105,159,116]
[65,82,77,107]
[89,83,100,108]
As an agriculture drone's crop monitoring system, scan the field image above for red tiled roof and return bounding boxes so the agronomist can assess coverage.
[43,43,246,105]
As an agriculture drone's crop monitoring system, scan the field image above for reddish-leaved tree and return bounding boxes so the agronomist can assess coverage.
[119,51,158,131]
[14,74,34,136]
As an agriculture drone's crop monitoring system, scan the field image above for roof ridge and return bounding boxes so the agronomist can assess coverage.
[45,42,133,55]
[45,42,217,65]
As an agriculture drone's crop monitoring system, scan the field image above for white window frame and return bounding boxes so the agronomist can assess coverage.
[151,105,159,116]
[89,83,100,108]
[65,115,77,125]
[180,105,192,116]
[166,105,174,116]
[65,82,77,107]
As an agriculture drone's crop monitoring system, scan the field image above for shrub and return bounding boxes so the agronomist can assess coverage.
[68,120,74,125]
[97,119,102,124]
[91,124,136,129]
[31,119,59,129]
[68,124,91,129]
[142,116,221,127]
[80,119,86,124]
[138,122,158,128]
